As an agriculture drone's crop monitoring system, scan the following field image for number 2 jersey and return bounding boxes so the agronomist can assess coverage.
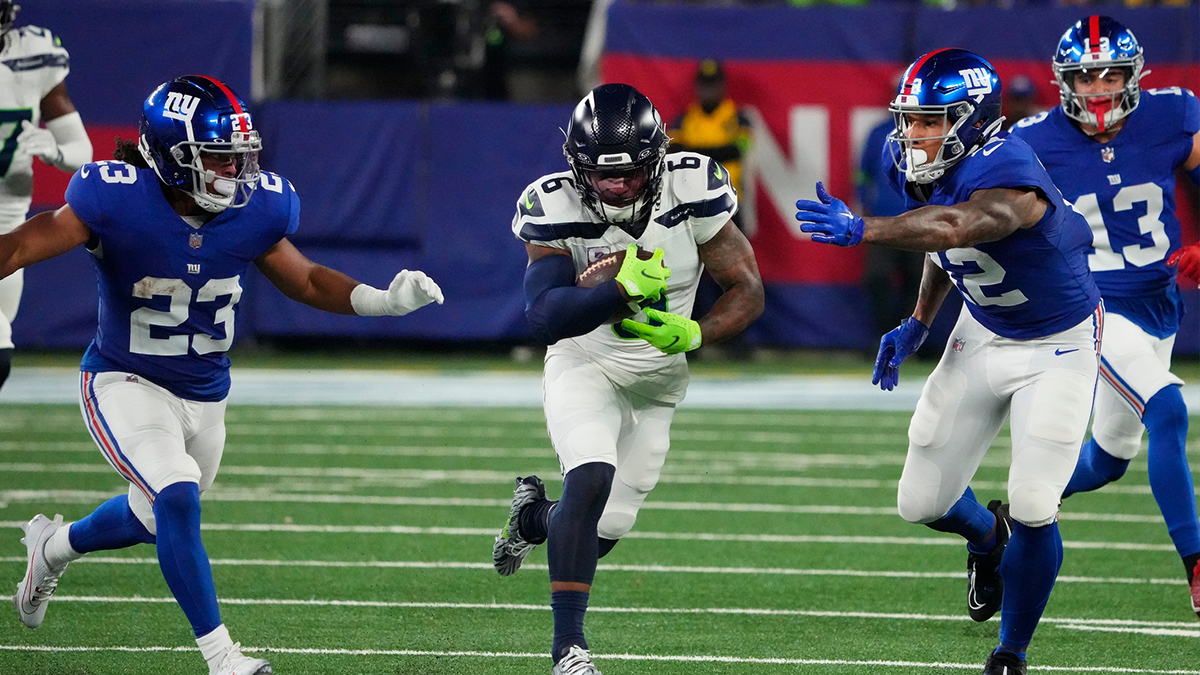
[0,25,71,233]
[885,131,1101,339]
[1010,88,1200,338]
[511,151,736,403]
[65,162,300,401]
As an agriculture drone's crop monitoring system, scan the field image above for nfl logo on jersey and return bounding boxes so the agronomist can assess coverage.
[1101,147,1115,163]
[953,337,966,353]
[586,246,612,264]
[189,233,203,249]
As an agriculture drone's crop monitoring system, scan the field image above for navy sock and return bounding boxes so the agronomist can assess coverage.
[1062,438,1130,498]
[550,590,590,662]
[1142,386,1200,559]
[998,521,1063,652]
[547,462,614,586]
[519,498,555,544]
[68,495,156,553]
[153,482,222,637]
[926,488,996,550]
[0,347,11,392]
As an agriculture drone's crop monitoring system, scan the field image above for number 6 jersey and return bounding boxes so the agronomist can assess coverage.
[1010,88,1200,339]
[65,161,300,401]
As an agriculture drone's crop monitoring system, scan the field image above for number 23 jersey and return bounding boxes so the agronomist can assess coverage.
[1010,88,1199,338]
[65,161,300,401]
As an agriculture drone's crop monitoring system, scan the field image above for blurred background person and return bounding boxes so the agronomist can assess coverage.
[1003,74,1042,130]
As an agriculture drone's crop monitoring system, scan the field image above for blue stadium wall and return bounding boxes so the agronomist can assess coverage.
[14,0,1200,353]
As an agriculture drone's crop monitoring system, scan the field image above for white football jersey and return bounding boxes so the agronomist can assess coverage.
[511,151,737,403]
[0,26,70,231]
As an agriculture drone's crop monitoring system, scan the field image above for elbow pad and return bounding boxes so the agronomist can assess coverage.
[46,112,92,172]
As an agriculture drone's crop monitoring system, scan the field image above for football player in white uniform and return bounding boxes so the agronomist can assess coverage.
[0,1,93,391]
[492,83,764,675]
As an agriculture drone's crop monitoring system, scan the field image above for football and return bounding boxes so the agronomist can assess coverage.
[577,247,654,322]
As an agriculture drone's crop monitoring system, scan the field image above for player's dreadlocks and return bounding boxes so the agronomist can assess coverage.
[112,137,150,169]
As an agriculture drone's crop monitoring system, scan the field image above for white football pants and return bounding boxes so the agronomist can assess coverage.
[897,304,1103,528]
[543,343,677,540]
[1090,311,1183,460]
[78,371,227,535]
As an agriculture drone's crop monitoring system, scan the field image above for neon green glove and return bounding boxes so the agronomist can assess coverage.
[613,243,670,302]
[619,308,702,354]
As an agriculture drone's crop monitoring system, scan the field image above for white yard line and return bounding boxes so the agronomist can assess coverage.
[0,555,1183,585]
[0,644,1194,672]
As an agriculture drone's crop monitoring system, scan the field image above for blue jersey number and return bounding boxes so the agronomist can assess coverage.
[129,276,243,356]
[0,109,35,176]
[1070,183,1168,271]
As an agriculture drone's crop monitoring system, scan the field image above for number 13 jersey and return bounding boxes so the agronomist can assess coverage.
[1010,88,1200,338]
[65,161,300,401]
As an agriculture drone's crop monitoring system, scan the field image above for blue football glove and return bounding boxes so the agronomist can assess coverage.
[873,317,929,391]
[794,181,865,247]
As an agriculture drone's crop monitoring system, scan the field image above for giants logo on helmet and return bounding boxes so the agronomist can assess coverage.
[960,68,993,98]
[163,92,201,122]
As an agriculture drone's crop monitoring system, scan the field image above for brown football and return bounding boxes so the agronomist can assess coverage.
[577,247,654,322]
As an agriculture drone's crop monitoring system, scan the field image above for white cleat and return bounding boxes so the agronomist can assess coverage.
[12,514,70,629]
[210,642,273,675]
[552,645,602,675]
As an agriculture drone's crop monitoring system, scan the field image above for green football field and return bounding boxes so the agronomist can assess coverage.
[0,402,1197,674]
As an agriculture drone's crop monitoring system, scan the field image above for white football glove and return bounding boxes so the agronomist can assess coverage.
[350,270,444,316]
[14,120,62,166]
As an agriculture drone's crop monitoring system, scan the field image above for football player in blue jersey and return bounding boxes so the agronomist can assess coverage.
[1009,15,1200,620]
[796,50,1102,675]
[1,75,443,675]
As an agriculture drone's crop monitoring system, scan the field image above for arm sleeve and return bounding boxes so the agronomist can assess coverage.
[45,112,91,172]
[524,253,625,344]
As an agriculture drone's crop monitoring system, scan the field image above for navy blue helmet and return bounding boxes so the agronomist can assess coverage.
[138,75,262,212]
[888,48,1004,184]
[1053,15,1145,134]
[563,83,669,225]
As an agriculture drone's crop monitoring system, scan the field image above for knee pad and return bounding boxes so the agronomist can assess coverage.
[1008,483,1060,527]
[896,454,950,524]
[597,475,654,539]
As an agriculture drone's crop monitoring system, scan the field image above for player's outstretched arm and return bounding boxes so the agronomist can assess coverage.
[796,182,1045,252]
[695,220,764,344]
[254,238,443,316]
[0,205,91,280]
[15,82,93,173]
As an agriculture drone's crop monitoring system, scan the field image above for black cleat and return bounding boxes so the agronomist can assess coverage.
[492,476,547,576]
[982,648,1026,675]
[967,500,1012,622]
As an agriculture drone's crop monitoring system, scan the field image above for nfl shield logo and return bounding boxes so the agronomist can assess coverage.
[189,232,203,249]
[952,337,965,353]
[1101,147,1115,163]
[585,246,611,264]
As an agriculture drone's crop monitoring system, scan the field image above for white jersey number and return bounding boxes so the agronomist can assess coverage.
[938,249,1029,307]
[1072,183,1168,271]
[129,276,242,356]
[96,161,139,185]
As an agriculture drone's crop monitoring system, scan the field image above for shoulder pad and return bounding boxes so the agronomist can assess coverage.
[663,152,734,203]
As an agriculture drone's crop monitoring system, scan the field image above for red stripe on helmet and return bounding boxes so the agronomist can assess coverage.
[1089,15,1101,54]
[902,48,953,94]
[193,74,248,133]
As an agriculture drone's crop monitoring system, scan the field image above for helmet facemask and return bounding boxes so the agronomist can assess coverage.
[0,2,18,36]
[888,101,1002,184]
[566,146,665,226]
[1055,61,1143,134]
[140,129,262,213]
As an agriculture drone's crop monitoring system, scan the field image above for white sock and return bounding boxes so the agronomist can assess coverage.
[196,624,234,670]
[43,525,83,568]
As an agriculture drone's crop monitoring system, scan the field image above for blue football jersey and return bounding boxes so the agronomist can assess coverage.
[884,132,1101,339]
[1010,88,1199,338]
[65,162,300,401]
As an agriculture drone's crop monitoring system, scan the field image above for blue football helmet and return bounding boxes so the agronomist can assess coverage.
[888,48,1004,185]
[138,75,262,212]
[563,83,669,226]
[1053,15,1145,134]
[0,1,18,35]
